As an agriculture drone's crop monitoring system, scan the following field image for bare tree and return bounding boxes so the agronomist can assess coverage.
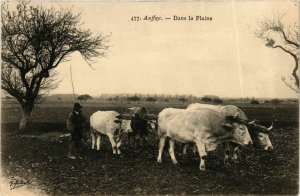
[1,1,109,131]
[255,14,299,94]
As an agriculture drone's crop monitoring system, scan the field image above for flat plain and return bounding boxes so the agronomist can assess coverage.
[1,100,298,195]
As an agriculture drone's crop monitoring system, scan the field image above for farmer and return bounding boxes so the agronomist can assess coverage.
[66,103,86,159]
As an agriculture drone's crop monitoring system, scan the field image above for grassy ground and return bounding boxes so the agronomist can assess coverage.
[1,101,299,195]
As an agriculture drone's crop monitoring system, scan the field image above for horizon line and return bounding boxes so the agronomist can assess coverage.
[46,93,299,100]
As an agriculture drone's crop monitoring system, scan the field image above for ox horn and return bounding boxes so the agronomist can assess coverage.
[248,120,256,125]
[114,119,122,123]
[248,120,255,124]
[233,110,239,118]
[267,123,274,131]
[116,114,134,120]
[222,123,234,129]
[144,114,158,120]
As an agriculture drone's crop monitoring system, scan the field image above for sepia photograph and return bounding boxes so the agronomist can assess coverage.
[1,0,299,195]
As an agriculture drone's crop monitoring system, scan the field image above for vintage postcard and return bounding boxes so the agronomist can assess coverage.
[1,0,299,195]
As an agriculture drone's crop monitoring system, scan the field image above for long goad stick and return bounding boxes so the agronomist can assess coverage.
[70,64,76,102]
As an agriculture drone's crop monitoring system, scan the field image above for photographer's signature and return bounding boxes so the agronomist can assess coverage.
[9,176,35,190]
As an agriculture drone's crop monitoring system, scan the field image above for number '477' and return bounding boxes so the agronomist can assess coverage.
[131,16,140,21]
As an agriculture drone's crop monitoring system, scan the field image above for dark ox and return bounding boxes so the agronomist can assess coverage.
[117,107,157,146]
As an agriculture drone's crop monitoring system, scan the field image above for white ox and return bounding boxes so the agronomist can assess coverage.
[157,108,253,171]
[90,111,132,154]
[186,103,273,163]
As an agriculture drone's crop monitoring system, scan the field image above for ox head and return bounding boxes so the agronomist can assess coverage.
[117,112,158,135]
[223,112,253,146]
[143,114,158,132]
[134,114,158,135]
[114,114,134,133]
[248,120,273,150]
[145,119,157,132]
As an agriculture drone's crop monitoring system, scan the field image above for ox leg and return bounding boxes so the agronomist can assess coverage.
[116,139,122,154]
[232,146,239,163]
[192,144,198,156]
[108,135,117,154]
[91,130,96,150]
[128,133,133,144]
[182,144,188,157]
[96,135,101,151]
[134,135,139,147]
[157,136,166,163]
[142,136,148,148]
[223,142,231,167]
[195,140,207,171]
[169,139,178,165]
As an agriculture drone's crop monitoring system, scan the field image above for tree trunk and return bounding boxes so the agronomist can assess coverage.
[19,104,33,132]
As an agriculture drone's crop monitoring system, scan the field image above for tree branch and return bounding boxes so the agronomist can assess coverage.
[279,29,299,48]
[273,45,299,88]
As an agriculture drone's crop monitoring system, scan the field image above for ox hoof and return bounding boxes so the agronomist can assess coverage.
[224,162,232,168]
[232,159,239,164]
[173,163,180,167]
[117,150,121,155]
[157,159,162,163]
[224,158,229,164]
[200,167,206,172]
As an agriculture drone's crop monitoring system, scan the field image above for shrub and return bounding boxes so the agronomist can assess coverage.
[127,96,141,102]
[163,98,169,102]
[178,98,188,103]
[201,97,212,102]
[77,94,93,102]
[146,97,157,102]
[250,100,260,104]
[213,98,223,104]
[201,96,223,104]
[270,99,282,105]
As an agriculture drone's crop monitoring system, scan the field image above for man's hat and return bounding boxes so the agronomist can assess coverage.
[74,103,83,111]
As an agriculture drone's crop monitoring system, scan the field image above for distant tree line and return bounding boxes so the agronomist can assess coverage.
[5,93,298,105]
[200,95,223,104]
[264,99,282,105]
[107,94,195,103]
[250,100,260,105]
[104,94,224,103]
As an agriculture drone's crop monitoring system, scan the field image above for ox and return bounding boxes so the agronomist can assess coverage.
[90,111,132,154]
[117,107,157,146]
[157,108,253,171]
[186,103,273,164]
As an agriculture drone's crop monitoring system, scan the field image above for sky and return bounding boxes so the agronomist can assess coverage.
[18,1,300,98]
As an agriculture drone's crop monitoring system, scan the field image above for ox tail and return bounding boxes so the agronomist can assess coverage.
[157,124,163,137]
[157,117,166,137]
[90,126,96,139]
[155,121,159,133]
[90,125,96,134]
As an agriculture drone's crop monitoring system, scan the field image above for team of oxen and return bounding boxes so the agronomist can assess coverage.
[89,103,273,171]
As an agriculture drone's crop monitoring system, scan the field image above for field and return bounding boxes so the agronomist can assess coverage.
[1,100,299,195]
